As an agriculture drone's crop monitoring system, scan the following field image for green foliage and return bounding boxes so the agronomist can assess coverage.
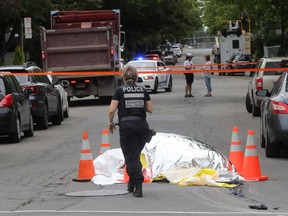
[13,46,25,65]
[202,0,288,58]
[101,0,203,59]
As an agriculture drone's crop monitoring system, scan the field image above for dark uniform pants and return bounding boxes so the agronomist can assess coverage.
[119,120,149,184]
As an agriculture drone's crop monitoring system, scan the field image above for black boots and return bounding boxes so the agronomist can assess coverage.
[133,183,143,197]
[127,180,134,193]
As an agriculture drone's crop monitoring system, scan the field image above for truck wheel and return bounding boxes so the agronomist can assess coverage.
[245,92,252,113]
[100,96,112,105]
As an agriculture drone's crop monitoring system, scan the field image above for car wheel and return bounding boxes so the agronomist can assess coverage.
[10,116,21,143]
[245,92,252,113]
[24,113,34,137]
[252,96,261,117]
[64,106,69,118]
[260,117,265,148]
[152,77,158,94]
[52,101,62,125]
[165,76,173,92]
[265,133,282,158]
[37,104,49,130]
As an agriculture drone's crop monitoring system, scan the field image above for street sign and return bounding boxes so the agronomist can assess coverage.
[24,17,31,28]
[24,17,32,39]
[25,28,32,39]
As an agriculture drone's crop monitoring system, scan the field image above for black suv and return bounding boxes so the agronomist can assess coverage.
[0,72,34,142]
[226,54,255,75]
[0,64,63,130]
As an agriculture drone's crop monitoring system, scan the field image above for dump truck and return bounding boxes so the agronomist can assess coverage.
[40,10,125,103]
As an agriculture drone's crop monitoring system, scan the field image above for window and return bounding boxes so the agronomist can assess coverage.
[232,40,239,49]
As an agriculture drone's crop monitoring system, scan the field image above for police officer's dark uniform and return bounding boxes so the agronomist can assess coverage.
[112,79,151,197]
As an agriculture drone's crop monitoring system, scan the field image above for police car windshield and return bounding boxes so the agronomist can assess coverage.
[127,62,157,71]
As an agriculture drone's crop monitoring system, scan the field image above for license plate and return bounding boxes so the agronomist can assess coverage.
[76,83,86,89]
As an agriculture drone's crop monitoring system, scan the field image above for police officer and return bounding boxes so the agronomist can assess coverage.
[108,65,153,197]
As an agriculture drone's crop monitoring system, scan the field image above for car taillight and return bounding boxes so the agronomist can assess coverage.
[84,79,90,83]
[0,94,13,107]
[152,57,158,60]
[71,80,77,84]
[22,85,40,94]
[271,100,288,114]
[256,77,263,90]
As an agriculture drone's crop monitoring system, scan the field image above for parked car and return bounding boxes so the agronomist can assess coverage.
[144,50,164,62]
[0,72,34,142]
[257,72,288,157]
[226,54,255,76]
[126,59,172,93]
[164,51,177,65]
[246,57,288,117]
[47,74,69,118]
[0,65,63,130]
[170,47,182,58]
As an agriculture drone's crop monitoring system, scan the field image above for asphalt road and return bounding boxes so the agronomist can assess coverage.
[0,48,287,216]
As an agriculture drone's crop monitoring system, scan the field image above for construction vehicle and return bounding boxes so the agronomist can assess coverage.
[214,13,252,75]
[40,10,125,103]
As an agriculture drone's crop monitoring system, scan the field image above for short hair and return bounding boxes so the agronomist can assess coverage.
[205,55,210,61]
[122,65,138,82]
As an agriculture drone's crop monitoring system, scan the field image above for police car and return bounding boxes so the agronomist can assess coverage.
[126,59,172,93]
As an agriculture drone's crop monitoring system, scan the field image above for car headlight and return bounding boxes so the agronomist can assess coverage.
[143,76,154,80]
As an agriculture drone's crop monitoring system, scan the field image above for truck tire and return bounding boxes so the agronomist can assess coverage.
[245,92,252,113]
[100,96,112,105]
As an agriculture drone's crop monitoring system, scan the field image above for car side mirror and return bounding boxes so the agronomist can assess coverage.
[61,80,69,87]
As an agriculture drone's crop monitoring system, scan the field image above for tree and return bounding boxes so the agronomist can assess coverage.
[0,0,53,65]
[13,46,25,65]
[202,0,288,59]
[101,0,202,60]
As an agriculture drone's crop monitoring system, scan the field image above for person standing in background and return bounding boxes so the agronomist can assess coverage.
[183,53,195,97]
[202,55,212,97]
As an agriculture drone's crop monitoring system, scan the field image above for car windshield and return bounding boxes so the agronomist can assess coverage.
[165,52,174,56]
[127,62,157,71]
[265,61,282,75]
[0,70,29,84]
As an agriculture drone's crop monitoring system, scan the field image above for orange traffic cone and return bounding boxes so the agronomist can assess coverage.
[99,129,111,155]
[228,126,244,174]
[73,131,95,182]
[241,130,268,181]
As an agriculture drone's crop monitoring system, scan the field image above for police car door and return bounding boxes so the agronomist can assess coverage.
[157,61,168,87]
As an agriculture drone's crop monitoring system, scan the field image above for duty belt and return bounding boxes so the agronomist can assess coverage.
[119,116,145,122]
